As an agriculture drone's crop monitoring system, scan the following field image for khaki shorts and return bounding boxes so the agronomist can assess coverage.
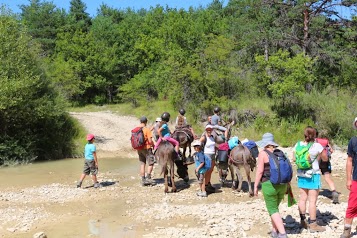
[83,159,98,175]
[138,149,155,166]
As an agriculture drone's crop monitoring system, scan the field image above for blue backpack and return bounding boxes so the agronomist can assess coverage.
[264,149,293,185]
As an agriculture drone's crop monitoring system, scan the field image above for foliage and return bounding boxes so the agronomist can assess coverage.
[0,0,355,162]
[0,10,77,165]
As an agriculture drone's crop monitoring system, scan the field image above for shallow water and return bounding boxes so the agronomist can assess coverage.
[1,156,137,189]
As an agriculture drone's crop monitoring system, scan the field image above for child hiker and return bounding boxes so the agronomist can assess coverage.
[193,140,208,197]
[77,134,102,188]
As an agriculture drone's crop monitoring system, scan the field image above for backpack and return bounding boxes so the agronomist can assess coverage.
[228,136,239,150]
[265,149,293,185]
[316,138,331,159]
[204,154,212,170]
[295,141,314,169]
[130,127,145,150]
[243,140,259,159]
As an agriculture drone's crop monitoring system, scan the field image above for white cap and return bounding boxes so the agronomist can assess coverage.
[156,117,162,122]
[205,124,213,130]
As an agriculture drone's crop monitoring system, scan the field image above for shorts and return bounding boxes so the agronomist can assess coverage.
[319,160,332,175]
[262,181,287,216]
[83,159,98,175]
[346,181,357,218]
[138,149,155,166]
[196,172,205,184]
[297,174,321,190]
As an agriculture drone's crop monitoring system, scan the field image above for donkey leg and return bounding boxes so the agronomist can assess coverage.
[245,164,253,197]
[237,168,243,192]
[170,160,177,192]
[164,168,168,193]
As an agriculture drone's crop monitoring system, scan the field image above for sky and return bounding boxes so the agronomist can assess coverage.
[0,0,228,16]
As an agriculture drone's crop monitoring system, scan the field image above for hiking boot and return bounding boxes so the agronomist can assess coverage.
[300,219,308,229]
[340,226,351,238]
[141,178,151,186]
[76,181,82,188]
[309,221,326,232]
[332,191,340,204]
[196,191,207,197]
[145,175,155,185]
[94,182,102,188]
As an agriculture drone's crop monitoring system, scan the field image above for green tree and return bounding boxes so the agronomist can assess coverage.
[20,0,66,56]
[0,9,76,164]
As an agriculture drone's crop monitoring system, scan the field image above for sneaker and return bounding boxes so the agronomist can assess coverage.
[94,182,102,188]
[76,181,82,188]
[309,221,326,232]
[332,191,340,204]
[196,191,208,197]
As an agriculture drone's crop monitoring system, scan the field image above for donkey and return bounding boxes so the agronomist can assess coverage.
[172,127,194,163]
[229,144,257,196]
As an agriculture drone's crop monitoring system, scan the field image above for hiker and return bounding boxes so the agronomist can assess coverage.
[150,117,162,142]
[293,126,328,232]
[175,108,196,139]
[154,112,180,154]
[254,133,288,238]
[77,134,102,188]
[315,129,339,204]
[199,124,216,193]
[193,140,208,197]
[210,107,231,142]
[340,117,357,238]
[136,116,155,186]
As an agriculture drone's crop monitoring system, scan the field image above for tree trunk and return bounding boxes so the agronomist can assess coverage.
[303,6,310,55]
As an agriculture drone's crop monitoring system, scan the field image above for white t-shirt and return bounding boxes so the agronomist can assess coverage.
[204,135,216,155]
[294,141,324,171]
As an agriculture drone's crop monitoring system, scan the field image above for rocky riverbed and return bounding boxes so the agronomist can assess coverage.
[0,111,353,238]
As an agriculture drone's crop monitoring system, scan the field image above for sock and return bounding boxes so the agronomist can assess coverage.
[299,214,306,220]
[141,176,145,180]
[309,219,316,224]
[344,224,352,229]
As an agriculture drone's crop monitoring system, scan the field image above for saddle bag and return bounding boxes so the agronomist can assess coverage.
[216,150,229,163]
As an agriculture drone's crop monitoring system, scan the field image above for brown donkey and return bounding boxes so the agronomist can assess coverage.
[155,141,177,193]
[229,144,257,196]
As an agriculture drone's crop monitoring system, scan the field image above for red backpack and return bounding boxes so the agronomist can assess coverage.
[131,127,145,150]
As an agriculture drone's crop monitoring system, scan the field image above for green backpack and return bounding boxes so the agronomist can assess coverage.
[295,141,314,169]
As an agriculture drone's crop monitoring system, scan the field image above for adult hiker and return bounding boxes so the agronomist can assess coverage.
[293,126,328,232]
[135,116,155,186]
[254,132,289,238]
[340,117,357,238]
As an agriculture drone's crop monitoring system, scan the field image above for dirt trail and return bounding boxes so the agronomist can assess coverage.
[0,111,352,238]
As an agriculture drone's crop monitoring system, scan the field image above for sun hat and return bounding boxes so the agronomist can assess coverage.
[86,134,95,141]
[156,117,162,122]
[256,133,279,148]
[205,124,213,131]
[353,117,357,130]
[192,140,202,147]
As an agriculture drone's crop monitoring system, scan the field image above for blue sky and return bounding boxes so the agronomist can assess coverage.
[0,0,228,16]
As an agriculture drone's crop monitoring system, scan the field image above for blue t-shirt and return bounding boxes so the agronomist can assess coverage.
[85,143,96,160]
[211,114,220,125]
[194,151,207,174]
[160,123,170,137]
[347,136,357,181]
